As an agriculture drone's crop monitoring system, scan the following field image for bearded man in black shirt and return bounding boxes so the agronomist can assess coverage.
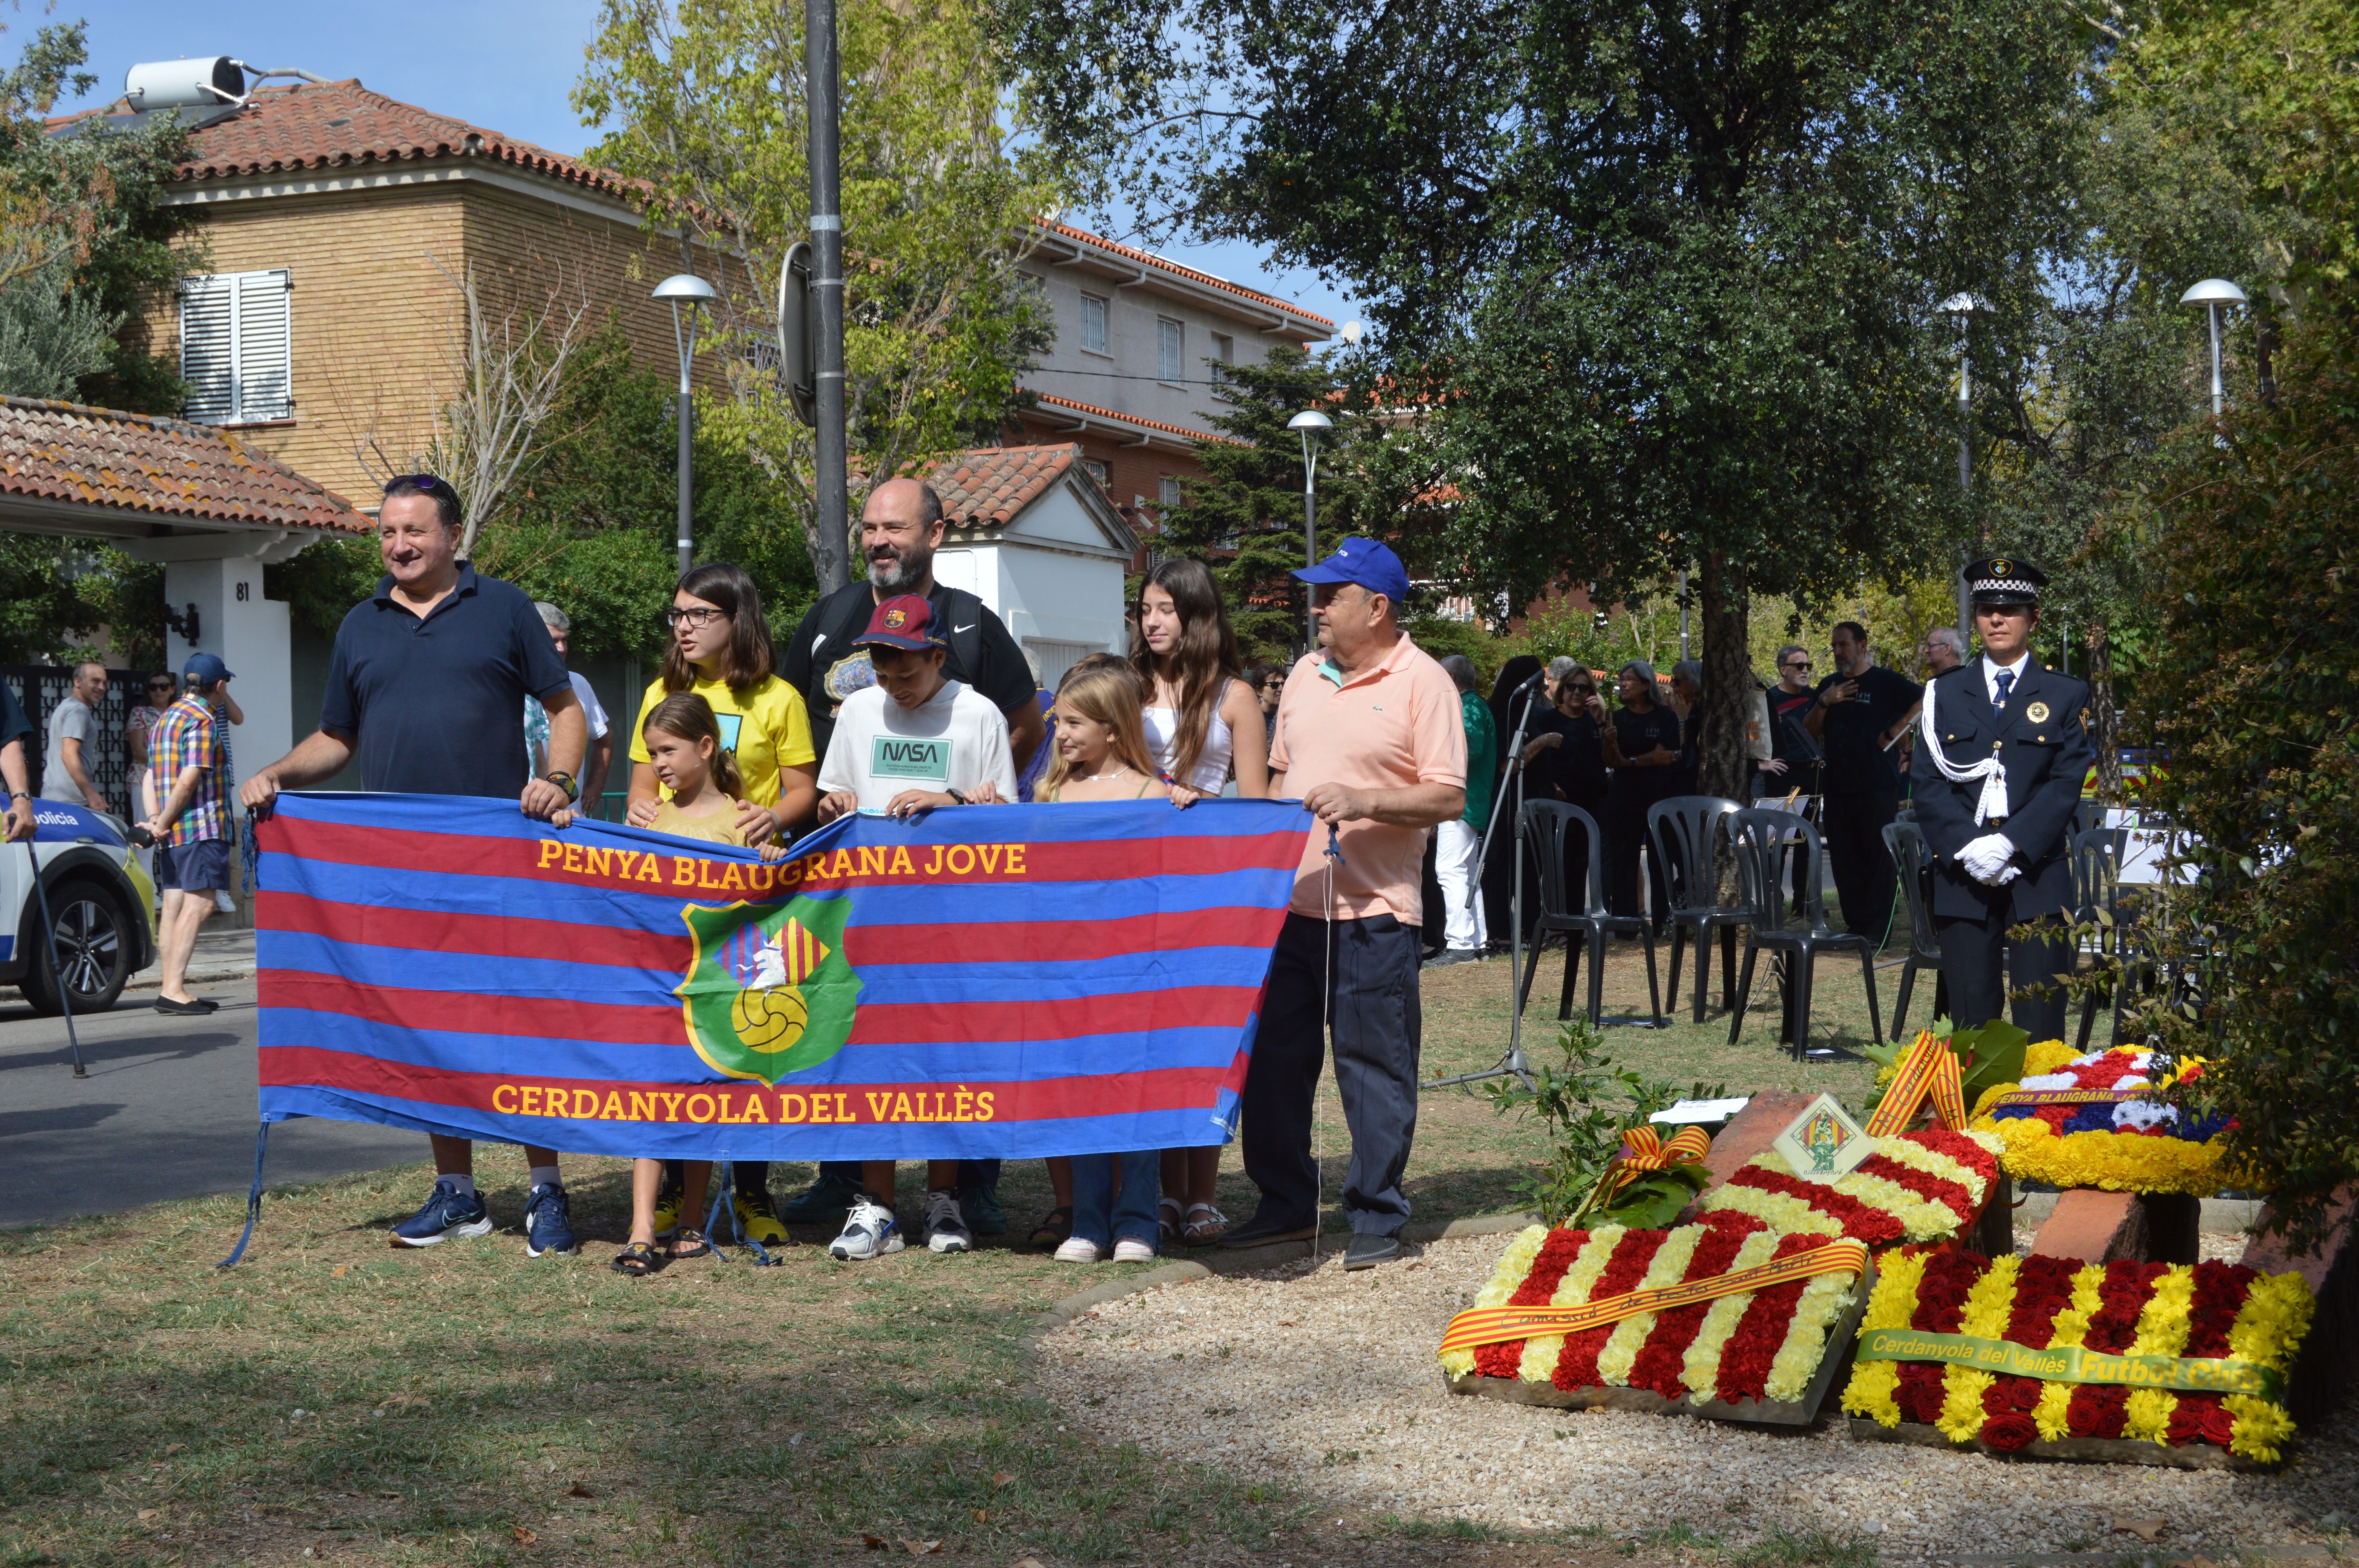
[1805,621,1921,945]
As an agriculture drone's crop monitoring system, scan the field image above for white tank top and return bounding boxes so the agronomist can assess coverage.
[1143,694,1235,793]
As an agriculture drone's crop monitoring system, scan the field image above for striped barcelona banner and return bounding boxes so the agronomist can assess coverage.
[255,793,1313,1159]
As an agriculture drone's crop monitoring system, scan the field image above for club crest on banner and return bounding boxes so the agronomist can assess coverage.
[676,895,862,1083]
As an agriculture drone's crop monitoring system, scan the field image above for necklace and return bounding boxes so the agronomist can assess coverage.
[1080,762,1133,783]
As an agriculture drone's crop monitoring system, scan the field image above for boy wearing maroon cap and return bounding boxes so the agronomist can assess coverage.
[815,593,1017,1258]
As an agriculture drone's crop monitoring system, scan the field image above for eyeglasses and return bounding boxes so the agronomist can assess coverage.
[1783,660,1812,671]
[665,606,727,628]
[145,680,176,691]
[1564,684,1596,695]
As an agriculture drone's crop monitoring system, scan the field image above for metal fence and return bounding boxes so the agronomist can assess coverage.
[4,664,161,818]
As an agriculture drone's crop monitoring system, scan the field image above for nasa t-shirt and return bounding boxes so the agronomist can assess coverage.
[816,677,1017,810]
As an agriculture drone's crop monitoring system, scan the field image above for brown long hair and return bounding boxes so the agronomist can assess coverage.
[1129,557,1242,784]
[642,693,745,799]
[661,562,775,694]
[1043,661,1161,796]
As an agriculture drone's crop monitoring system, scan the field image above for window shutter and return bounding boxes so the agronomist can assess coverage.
[179,277,234,423]
[236,270,293,421]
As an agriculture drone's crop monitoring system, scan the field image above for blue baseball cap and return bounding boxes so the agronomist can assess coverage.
[182,652,235,686]
[1293,536,1410,604]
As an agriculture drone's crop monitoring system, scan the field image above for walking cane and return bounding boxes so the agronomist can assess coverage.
[20,836,86,1077]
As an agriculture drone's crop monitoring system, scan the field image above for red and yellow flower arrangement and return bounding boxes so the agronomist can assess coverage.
[1840,1245,2313,1463]
[1697,1127,2002,1247]
[1969,1043,2232,1196]
[1439,1211,1864,1406]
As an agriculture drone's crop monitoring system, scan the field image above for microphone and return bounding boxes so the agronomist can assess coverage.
[1521,668,1548,693]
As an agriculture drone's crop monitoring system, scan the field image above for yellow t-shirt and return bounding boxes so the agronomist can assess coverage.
[630,674,816,807]
[648,799,749,846]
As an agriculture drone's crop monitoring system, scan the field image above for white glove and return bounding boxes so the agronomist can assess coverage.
[1960,832,2018,886]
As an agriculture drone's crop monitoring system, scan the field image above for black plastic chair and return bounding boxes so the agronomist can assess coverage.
[1648,795,1747,1022]
[2069,826,2130,1051]
[1726,808,1884,1059]
[1519,800,1663,1028]
[1881,819,1947,1034]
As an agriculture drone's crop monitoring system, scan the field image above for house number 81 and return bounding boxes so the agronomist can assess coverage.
[236,583,249,601]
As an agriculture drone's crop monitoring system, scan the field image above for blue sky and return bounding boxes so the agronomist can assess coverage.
[57,0,1359,330]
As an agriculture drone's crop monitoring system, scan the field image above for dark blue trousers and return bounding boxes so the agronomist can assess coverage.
[1241,911,1422,1236]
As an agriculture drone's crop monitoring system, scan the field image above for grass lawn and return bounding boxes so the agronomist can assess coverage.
[2,920,1918,1568]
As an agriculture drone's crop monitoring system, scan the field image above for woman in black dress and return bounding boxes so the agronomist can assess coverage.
[1601,660,1685,929]
[1523,659,1610,910]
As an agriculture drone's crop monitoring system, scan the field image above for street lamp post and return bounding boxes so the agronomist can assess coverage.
[2179,278,2248,421]
[653,273,720,577]
[1939,292,1986,641]
[1286,409,1332,651]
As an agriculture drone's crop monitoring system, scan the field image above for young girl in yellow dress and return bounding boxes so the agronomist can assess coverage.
[559,694,788,1276]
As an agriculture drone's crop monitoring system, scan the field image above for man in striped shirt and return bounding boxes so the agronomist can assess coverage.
[142,653,236,1016]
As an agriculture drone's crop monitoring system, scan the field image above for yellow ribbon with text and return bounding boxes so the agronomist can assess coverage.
[1865,1029,1968,1136]
[1854,1328,2284,1402]
[1438,1240,1869,1357]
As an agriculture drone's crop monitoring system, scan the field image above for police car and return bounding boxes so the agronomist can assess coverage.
[1,800,157,1014]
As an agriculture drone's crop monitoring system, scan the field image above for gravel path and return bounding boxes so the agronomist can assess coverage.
[1036,1236,2359,1558]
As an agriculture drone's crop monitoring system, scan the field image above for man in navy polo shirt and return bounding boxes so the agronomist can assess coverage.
[242,475,589,1258]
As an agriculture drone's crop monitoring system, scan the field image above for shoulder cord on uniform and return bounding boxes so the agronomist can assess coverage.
[1916,681,2009,826]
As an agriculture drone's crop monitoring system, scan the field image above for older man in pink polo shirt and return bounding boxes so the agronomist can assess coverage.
[1225,538,1467,1269]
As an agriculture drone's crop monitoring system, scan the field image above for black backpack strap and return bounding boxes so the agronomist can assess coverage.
[936,586,989,683]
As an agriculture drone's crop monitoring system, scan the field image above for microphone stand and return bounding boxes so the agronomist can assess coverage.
[1432,678,1545,1091]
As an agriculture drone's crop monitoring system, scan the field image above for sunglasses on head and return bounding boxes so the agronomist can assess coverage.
[383,474,455,497]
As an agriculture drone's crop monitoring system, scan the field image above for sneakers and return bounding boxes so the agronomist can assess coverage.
[523,1183,578,1258]
[213,889,237,915]
[1053,1236,1101,1263]
[921,1189,973,1254]
[392,1179,493,1247]
[651,1173,684,1240]
[828,1195,905,1261]
[1421,947,1484,970]
[782,1168,865,1225]
[733,1190,792,1248]
[1112,1238,1156,1263]
[958,1183,1008,1238]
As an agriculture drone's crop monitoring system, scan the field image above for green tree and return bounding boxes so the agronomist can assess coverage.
[576,0,1062,593]
[1156,345,1452,664]
[1000,0,2093,802]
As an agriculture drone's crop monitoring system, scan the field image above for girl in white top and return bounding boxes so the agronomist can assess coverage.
[1130,558,1269,1245]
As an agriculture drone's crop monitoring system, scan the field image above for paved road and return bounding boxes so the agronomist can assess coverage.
[0,974,420,1230]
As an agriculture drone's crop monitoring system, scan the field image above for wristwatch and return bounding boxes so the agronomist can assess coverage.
[542,771,580,802]
[945,788,968,806]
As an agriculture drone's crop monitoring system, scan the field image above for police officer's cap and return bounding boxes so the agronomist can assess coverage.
[1965,554,2047,608]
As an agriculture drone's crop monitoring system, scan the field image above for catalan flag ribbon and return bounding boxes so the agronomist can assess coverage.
[1609,1123,1712,1191]
[1865,1029,1968,1137]
[253,793,1312,1160]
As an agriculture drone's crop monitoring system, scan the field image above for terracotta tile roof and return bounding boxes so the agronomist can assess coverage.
[1045,223,1336,331]
[1029,392,1250,448]
[0,398,371,533]
[66,79,643,202]
[924,443,1092,529]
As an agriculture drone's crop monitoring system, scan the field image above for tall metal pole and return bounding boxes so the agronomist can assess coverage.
[675,322,694,577]
[2206,303,2226,418]
[1302,451,1318,651]
[808,0,849,592]
[1954,315,1974,642]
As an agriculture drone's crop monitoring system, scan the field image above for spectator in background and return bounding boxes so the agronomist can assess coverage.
[1805,621,1921,944]
[240,474,588,1259]
[1481,656,1546,946]
[1756,645,1820,799]
[1015,645,1056,803]
[1889,626,1966,784]
[1230,538,1464,1270]
[142,654,236,1016]
[1665,659,1704,799]
[40,661,109,812]
[1600,660,1682,929]
[1249,663,1285,749]
[1517,658,1608,933]
[1425,654,1493,968]
[125,672,175,871]
[3,681,35,841]
[529,603,614,811]
[779,477,1043,1236]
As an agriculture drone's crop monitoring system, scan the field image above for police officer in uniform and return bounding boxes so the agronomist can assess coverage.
[1908,555,2092,1038]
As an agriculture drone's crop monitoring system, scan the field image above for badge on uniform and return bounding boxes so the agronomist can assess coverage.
[2025,701,2049,724]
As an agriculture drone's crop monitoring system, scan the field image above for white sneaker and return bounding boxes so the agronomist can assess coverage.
[213,889,237,914]
[828,1195,903,1260]
[1053,1236,1101,1263]
[921,1189,972,1254]
[1112,1238,1156,1263]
